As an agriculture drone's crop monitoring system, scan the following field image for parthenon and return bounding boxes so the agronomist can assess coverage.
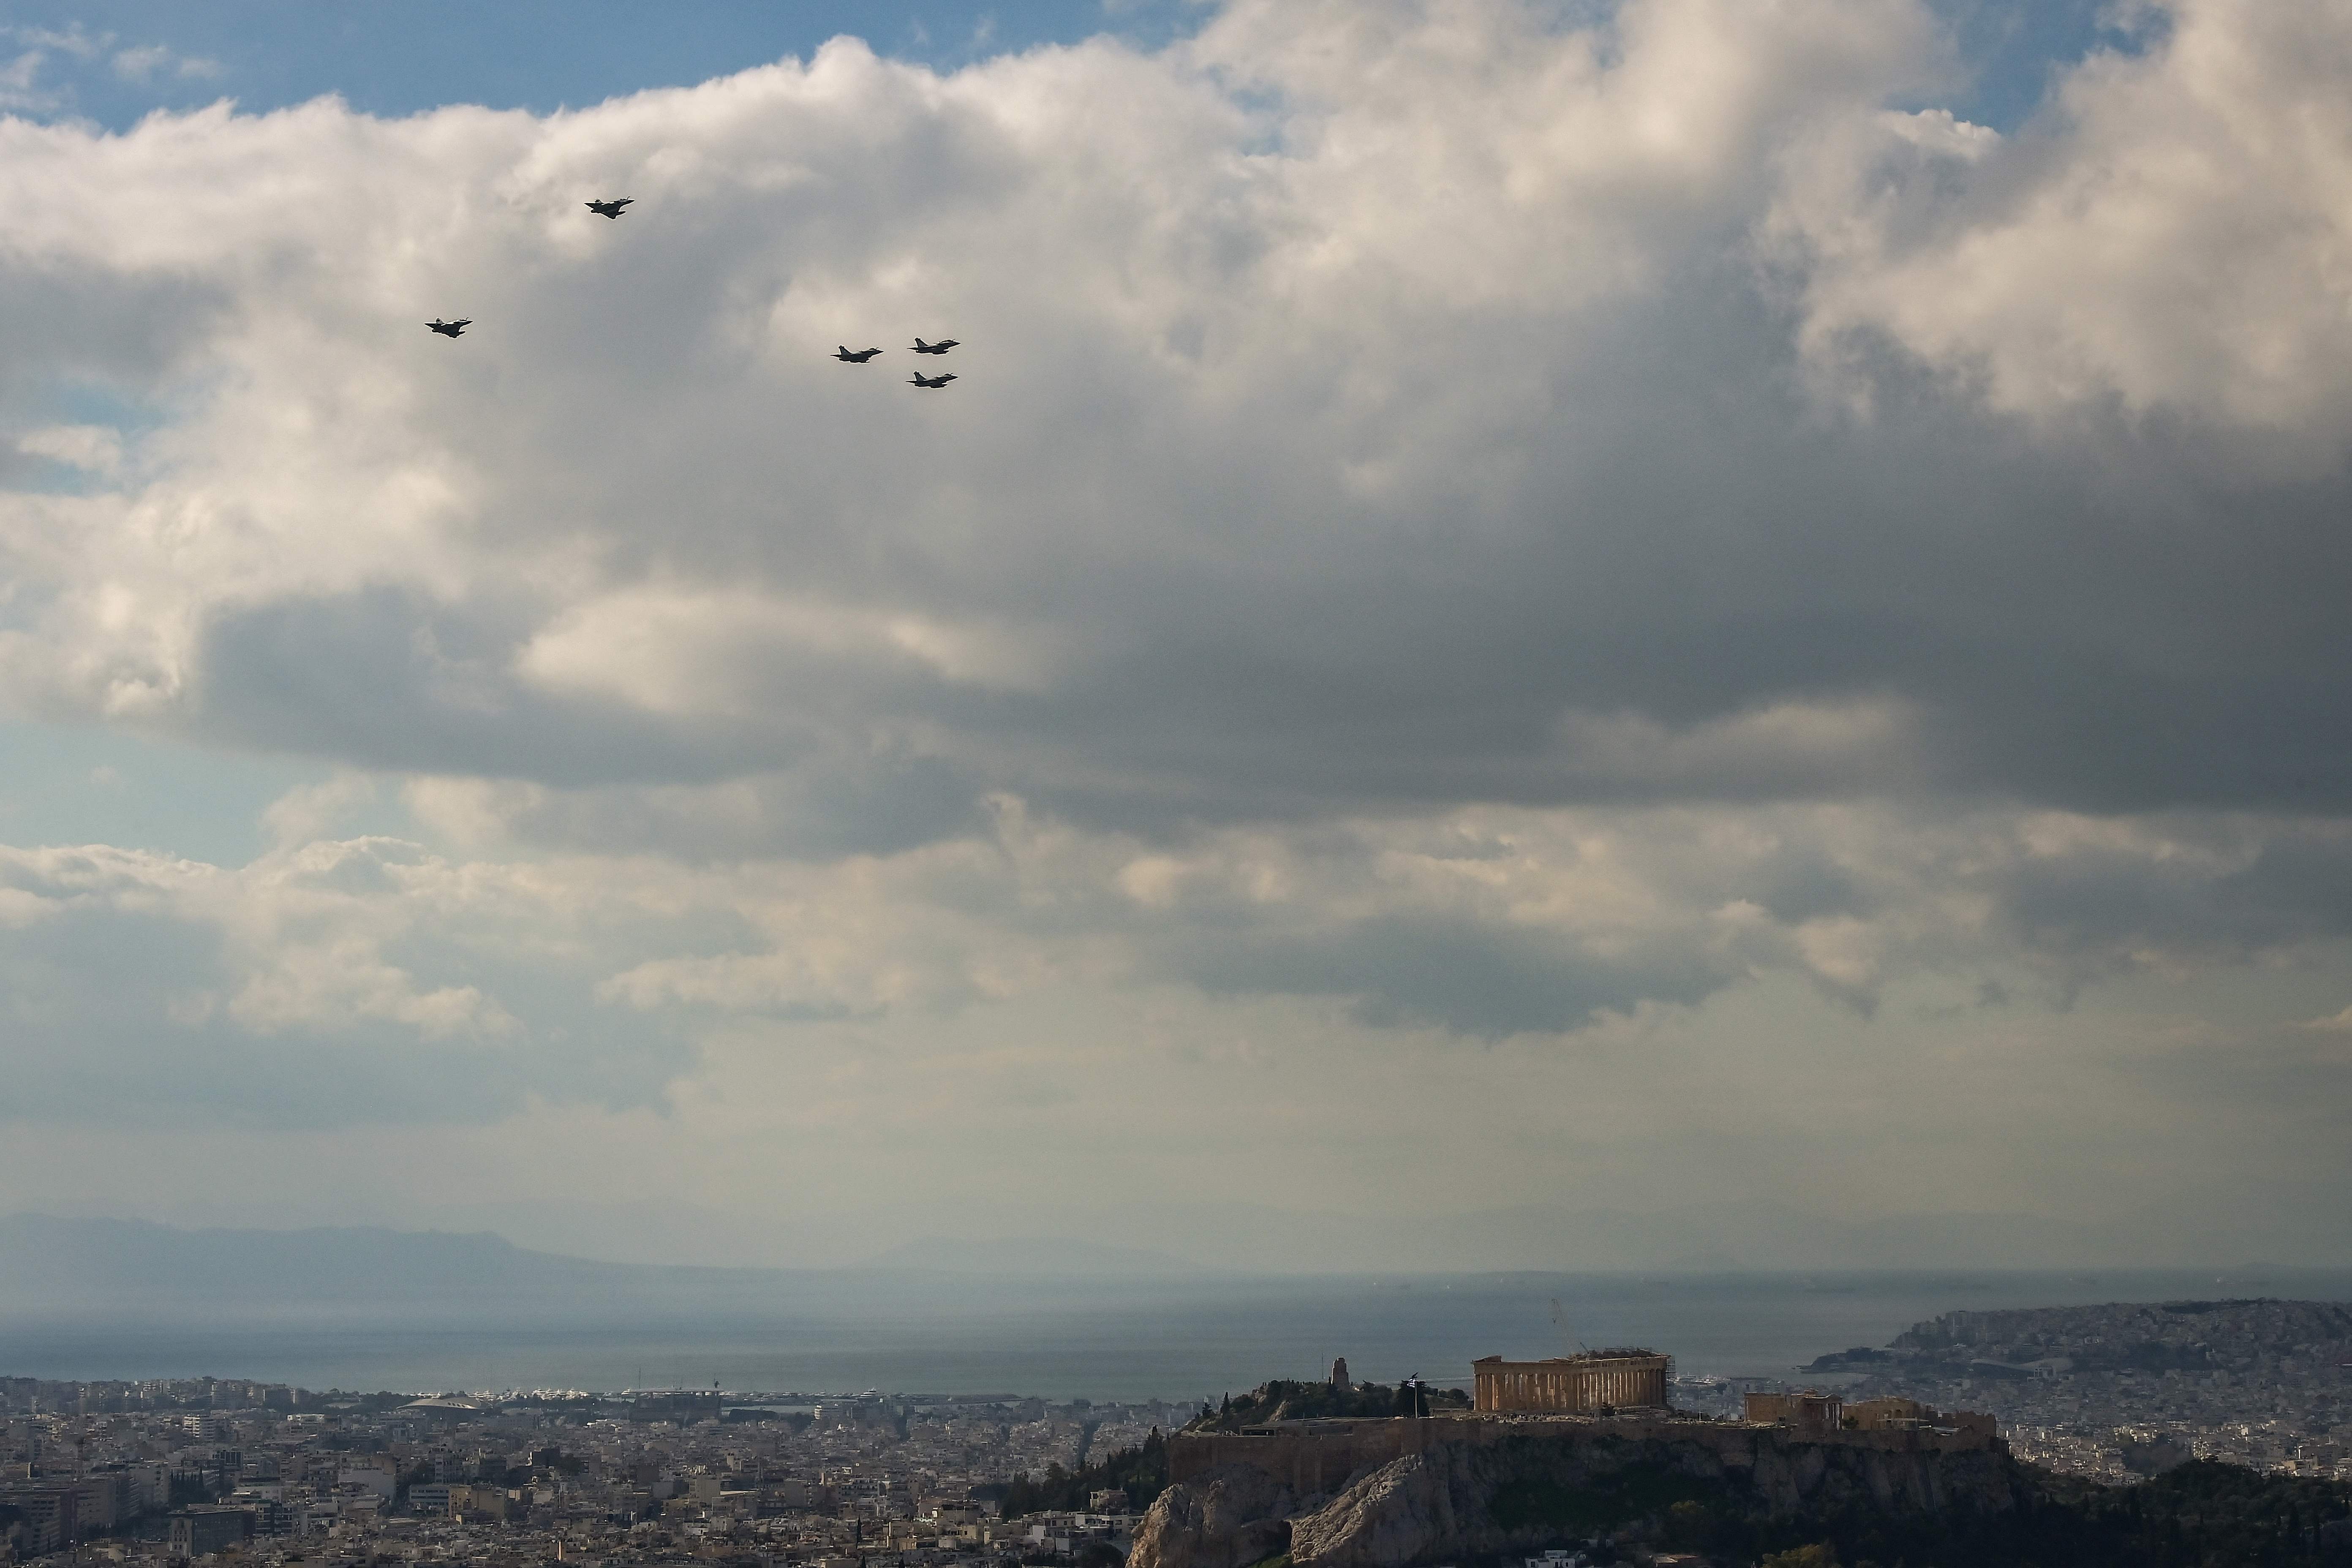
[1471,1349,1671,1412]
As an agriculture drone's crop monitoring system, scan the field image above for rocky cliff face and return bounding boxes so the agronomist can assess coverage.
[1134,1430,2023,1568]
[1126,1462,1319,1568]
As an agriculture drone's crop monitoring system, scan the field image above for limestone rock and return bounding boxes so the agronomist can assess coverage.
[1129,1463,1311,1568]
[1289,1450,1466,1568]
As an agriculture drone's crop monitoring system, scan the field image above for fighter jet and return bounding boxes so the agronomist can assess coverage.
[835,346,884,362]
[586,198,633,219]
[427,318,471,338]
[911,337,958,355]
[909,370,957,389]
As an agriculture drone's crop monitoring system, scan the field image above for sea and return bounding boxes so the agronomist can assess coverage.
[6,1267,2349,1400]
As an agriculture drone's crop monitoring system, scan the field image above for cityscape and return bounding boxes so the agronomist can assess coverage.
[0,1377,1174,1567]
[7,1290,2352,1567]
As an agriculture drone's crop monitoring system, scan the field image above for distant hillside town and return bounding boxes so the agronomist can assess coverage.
[1779,1298,2352,1485]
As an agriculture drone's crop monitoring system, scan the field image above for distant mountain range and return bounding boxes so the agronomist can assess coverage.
[3,1206,2343,1335]
[862,1236,1201,1276]
[0,1213,769,1324]
[305,1187,2352,1277]
[0,1214,1211,1328]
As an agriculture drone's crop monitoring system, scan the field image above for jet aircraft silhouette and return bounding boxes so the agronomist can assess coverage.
[835,346,884,362]
[427,318,471,338]
[586,198,633,218]
[911,338,958,355]
[909,371,957,389]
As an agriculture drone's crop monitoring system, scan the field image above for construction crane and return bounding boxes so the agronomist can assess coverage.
[1550,1297,1590,1356]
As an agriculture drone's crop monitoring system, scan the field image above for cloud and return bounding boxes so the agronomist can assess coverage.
[0,0,2348,1249]
[0,0,2339,849]
[109,44,171,83]
[5,784,2352,1271]
[102,43,220,84]
[8,791,2331,1122]
[0,27,215,114]
[261,770,378,849]
[0,839,688,1127]
[1780,0,2352,446]
[12,27,105,61]
[13,423,125,476]
[0,49,59,114]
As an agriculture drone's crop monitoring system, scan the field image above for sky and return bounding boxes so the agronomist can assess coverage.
[2,0,2351,1274]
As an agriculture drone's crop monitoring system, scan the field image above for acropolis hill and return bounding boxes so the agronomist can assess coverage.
[1134,1352,2011,1568]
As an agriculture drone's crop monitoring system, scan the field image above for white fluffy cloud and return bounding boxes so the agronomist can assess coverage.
[3,0,2352,1255]
[1783,0,2352,441]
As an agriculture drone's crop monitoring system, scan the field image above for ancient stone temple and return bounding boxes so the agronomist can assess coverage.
[1470,1349,1671,1412]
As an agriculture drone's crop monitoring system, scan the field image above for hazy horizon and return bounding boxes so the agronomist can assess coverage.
[11,1213,2349,1398]
[7,1208,2348,1281]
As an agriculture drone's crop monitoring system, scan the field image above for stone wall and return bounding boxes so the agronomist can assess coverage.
[1171,1412,2001,1492]
[1171,1420,1449,1491]
[1744,1391,1843,1431]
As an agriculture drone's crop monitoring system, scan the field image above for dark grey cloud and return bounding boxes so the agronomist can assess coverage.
[194,585,767,785]
[1178,911,1735,1037]
[168,311,2352,848]
[1990,819,2352,964]
[0,264,229,411]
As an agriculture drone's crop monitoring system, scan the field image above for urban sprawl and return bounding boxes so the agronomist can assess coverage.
[6,1298,2351,1568]
[1,1378,1175,1568]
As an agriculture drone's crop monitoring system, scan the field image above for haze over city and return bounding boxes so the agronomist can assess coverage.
[3,0,2351,1278]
